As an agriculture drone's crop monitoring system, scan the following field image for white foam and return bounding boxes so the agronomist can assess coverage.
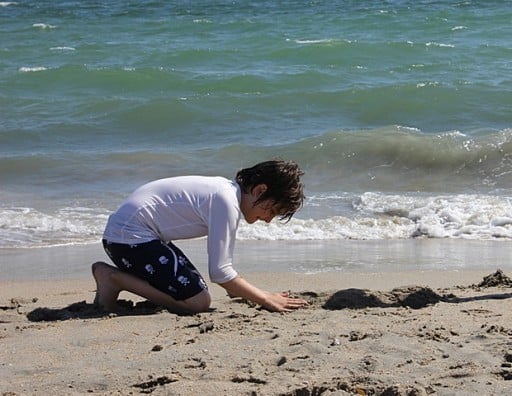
[237,192,512,241]
[237,216,415,241]
[0,207,108,248]
[50,46,76,51]
[294,39,334,44]
[18,66,47,73]
[426,42,455,48]
[356,192,512,240]
[3,192,512,248]
[416,81,440,88]
[0,2,17,6]
[32,23,57,29]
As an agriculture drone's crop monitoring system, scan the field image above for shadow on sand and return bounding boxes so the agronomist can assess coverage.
[26,299,165,322]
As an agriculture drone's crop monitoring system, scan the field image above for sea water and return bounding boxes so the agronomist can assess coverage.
[2,1,512,253]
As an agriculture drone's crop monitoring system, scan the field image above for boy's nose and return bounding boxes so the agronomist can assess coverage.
[264,214,275,223]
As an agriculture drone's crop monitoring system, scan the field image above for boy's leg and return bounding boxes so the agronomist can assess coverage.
[92,261,121,310]
[92,261,211,315]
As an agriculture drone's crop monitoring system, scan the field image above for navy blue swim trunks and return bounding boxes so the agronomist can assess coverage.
[102,239,208,301]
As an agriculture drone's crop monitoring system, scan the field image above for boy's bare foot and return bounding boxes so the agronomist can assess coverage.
[91,261,122,312]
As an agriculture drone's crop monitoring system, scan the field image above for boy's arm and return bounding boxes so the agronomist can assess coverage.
[219,276,308,312]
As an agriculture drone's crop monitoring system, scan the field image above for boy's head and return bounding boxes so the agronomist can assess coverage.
[235,159,304,222]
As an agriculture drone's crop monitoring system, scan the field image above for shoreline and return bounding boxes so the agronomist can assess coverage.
[2,238,511,282]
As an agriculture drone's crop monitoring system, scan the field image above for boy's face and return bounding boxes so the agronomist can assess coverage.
[243,200,278,224]
[240,183,279,224]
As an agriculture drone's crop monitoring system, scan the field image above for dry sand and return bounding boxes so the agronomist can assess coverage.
[2,269,512,395]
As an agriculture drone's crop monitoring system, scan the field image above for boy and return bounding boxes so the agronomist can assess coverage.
[92,159,308,314]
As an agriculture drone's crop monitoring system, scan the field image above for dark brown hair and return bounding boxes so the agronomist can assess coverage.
[235,159,304,222]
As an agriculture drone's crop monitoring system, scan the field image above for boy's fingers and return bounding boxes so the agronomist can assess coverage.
[286,298,308,307]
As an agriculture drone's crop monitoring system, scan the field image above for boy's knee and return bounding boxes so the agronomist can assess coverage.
[185,290,211,313]
[92,261,116,278]
[91,261,106,274]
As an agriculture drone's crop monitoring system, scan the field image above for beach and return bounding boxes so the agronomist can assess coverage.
[2,242,512,395]
[2,1,512,394]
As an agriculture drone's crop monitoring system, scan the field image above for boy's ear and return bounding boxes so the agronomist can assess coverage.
[251,184,268,198]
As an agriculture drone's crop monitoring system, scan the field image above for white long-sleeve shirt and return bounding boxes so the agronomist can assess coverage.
[103,176,241,283]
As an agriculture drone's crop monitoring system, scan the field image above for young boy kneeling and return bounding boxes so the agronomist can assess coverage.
[92,159,307,314]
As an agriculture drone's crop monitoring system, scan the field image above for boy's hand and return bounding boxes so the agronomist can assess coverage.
[220,276,308,312]
[262,291,308,312]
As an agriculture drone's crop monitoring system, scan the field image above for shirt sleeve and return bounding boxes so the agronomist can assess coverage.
[206,190,240,283]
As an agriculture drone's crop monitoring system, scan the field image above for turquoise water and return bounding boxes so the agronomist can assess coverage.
[1,1,512,247]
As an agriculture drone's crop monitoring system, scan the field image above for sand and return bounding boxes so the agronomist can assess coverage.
[2,268,512,395]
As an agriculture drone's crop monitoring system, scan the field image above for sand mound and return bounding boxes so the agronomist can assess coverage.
[477,269,512,288]
[320,286,445,310]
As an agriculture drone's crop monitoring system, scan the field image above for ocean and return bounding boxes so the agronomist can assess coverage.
[2,0,512,254]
